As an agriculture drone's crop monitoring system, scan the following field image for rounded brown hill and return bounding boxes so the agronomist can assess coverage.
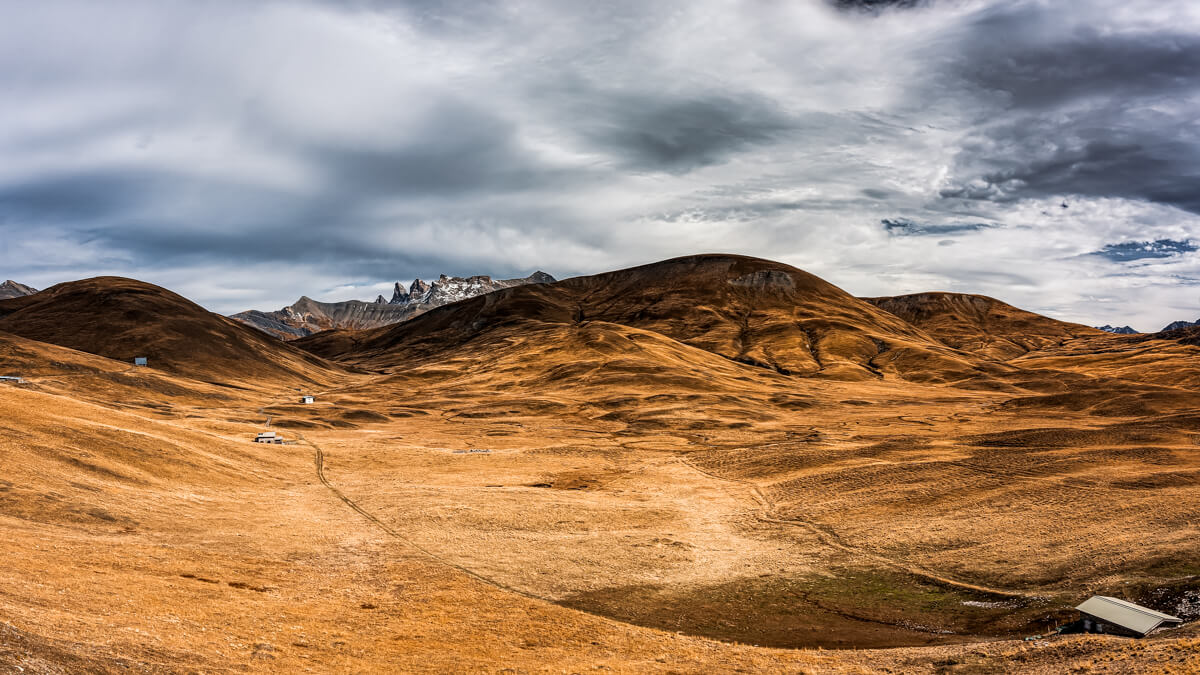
[866,292,1104,360]
[299,254,995,383]
[0,276,339,384]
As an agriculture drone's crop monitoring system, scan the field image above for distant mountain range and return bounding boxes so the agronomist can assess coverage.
[1162,318,1199,332]
[231,271,555,340]
[0,280,37,299]
[1097,318,1200,334]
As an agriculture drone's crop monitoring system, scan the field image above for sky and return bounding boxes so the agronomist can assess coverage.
[1,0,1199,331]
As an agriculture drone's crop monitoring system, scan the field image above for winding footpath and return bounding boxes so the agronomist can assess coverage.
[677,453,1040,600]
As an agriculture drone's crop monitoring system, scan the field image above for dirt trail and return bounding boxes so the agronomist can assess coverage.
[678,454,1039,600]
[295,371,1035,615]
[301,432,605,613]
[268,373,1043,621]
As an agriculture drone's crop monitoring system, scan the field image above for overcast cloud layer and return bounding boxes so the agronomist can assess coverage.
[1,0,1199,331]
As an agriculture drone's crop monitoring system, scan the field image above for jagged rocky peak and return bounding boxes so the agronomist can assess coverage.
[386,271,557,307]
[0,280,38,300]
[1096,325,1139,334]
[407,278,431,300]
[390,282,409,304]
[232,268,556,340]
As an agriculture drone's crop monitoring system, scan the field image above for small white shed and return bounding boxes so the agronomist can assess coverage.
[134,357,148,366]
[254,431,283,444]
[300,395,314,404]
[1075,596,1182,637]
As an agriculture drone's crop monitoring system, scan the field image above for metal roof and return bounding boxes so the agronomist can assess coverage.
[1075,596,1182,635]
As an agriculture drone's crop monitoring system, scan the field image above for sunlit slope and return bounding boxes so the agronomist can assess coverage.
[300,254,999,384]
[866,292,1104,360]
[0,276,341,385]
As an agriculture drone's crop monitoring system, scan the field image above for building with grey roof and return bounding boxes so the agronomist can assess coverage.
[1075,596,1182,637]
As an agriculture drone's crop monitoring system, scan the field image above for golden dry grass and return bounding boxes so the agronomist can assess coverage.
[1,259,1198,672]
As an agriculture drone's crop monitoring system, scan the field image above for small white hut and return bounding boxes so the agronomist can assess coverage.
[1075,596,1182,637]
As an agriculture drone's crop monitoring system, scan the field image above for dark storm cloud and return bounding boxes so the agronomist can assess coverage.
[935,5,1200,215]
[956,24,1200,110]
[881,218,992,237]
[302,101,579,198]
[831,0,926,12]
[574,92,795,174]
[0,163,445,274]
[938,117,1200,214]
[1091,239,1198,263]
[0,171,360,265]
[861,188,892,200]
[0,172,155,220]
[20,167,570,276]
[0,90,588,275]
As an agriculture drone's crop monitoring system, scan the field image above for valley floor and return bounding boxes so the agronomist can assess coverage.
[2,364,1198,673]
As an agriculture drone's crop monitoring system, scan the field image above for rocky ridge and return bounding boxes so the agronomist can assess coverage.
[232,271,555,340]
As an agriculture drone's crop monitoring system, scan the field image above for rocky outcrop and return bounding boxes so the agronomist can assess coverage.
[0,280,37,300]
[233,271,556,340]
[390,282,409,304]
[389,272,553,307]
